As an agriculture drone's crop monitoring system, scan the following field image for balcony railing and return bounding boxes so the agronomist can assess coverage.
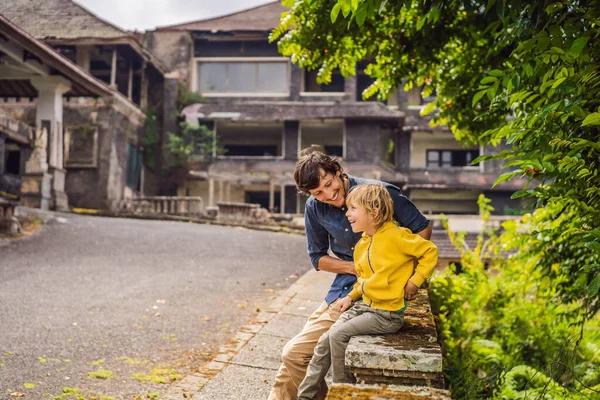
[114,196,205,216]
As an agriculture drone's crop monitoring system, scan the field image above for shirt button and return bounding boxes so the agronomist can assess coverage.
[344,286,347,290]
[345,228,348,232]
[351,247,354,250]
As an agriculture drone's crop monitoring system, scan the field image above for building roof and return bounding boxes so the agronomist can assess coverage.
[0,13,112,98]
[181,101,404,122]
[0,0,127,39]
[0,0,167,74]
[157,1,286,32]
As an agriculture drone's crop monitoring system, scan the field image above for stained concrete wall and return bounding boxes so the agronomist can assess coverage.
[63,104,143,210]
[143,30,193,84]
[344,120,381,163]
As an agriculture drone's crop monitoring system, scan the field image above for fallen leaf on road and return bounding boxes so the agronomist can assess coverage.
[289,274,299,279]
[157,300,166,304]
[10,392,24,397]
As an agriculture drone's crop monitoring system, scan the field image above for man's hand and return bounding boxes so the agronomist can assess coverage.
[404,281,419,301]
[337,296,353,313]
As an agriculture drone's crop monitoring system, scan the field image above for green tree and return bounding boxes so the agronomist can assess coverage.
[272,0,599,314]
[272,1,600,397]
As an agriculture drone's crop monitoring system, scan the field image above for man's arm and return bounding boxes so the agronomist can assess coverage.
[417,221,432,240]
[317,256,356,276]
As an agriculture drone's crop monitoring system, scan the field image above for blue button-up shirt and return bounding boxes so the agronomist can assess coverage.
[304,174,429,305]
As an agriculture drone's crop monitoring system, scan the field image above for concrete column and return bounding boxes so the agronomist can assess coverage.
[225,182,231,202]
[26,76,71,211]
[395,130,412,172]
[208,177,215,207]
[127,60,133,100]
[283,120,299,160]
[110,48,117,88]
[218,180,224,202]
[269,179,275,211]
[76,45,91,73]
[344,75,357,102]
[140,61,148,110]
[0,136,5,176]
[280,184,286,215]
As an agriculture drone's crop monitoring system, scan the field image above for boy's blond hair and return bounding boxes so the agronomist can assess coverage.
[346,184,394,228]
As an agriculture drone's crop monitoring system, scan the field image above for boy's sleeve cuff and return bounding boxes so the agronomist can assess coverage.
[409,274,426,287]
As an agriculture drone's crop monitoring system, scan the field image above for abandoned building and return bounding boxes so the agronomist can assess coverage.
[144,1,523,215]
[0,0,174,210]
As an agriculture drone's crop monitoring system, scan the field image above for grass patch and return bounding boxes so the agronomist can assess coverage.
[87,369,114,379]
[132,368,179,384]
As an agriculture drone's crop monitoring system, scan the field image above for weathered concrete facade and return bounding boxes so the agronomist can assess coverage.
[146,1,521,215]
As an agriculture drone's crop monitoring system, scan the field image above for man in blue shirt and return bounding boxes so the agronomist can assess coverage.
[268,149,432,400]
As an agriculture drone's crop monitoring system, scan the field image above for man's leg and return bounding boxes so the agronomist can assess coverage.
[329,304,404,383]
[268,300,342,400]
[296,329,332,400]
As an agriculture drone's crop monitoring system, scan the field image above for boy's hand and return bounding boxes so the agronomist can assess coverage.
[404,281,419,301]
[337,296,353,313]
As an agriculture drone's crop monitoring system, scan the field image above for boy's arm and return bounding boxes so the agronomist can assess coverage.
[347,263,365,300]
[402,231,438,300]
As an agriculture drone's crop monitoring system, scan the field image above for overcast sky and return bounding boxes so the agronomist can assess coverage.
[76,0,274,31]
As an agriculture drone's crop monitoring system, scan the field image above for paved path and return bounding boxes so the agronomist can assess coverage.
[0,213,309,399]
[165,269,333,400]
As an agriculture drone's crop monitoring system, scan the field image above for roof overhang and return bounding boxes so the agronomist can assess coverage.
[0,15,112,98]
[44,37,167,76]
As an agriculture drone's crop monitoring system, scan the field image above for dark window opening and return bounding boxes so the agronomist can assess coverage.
[5,150,20,175]
[224,145,277,157]
[245,191,281,212]
[304,70,345,93]
[356,74,378,102]
[426,149,480,168]
[125,143,142,191]
[324,145,343,157]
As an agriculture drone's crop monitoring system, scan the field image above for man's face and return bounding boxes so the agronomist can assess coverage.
[308,169,346,208]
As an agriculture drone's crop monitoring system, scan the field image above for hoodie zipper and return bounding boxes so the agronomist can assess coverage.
[366,236,374,306]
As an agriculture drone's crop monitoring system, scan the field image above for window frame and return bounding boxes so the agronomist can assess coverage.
[193,57,290,97]
[426,149,480,169]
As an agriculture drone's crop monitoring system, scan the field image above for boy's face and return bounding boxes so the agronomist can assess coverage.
[308,169,346,208]
[345,201,375,233]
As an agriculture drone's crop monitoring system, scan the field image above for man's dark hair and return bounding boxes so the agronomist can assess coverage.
[294,146,343,195]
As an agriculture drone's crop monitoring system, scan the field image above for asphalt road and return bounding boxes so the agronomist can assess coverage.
[0,214,310,399]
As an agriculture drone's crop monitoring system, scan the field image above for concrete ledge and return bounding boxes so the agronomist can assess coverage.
[346,290,444,388]
[325,383,451,399]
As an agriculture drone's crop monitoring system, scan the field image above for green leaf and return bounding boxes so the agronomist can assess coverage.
[355,6,367,26]
[421,101,436,116]
[588,272,600,297]
[417,15,426,31]
[480,76,498,85]
[351,0,359,12]
[585,241,600,253]
[331,3,342,23]
[472,90,487,107]
[551,77,566,89]
[493,170,519,188]
[571,36,589,57]
[581,112,600,127]
[378,0,388,13]
[489,69,505,77]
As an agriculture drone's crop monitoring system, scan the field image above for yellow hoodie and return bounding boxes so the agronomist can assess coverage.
[347,221,438,312]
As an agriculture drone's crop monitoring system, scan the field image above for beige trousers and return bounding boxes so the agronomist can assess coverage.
[268,299,343,400]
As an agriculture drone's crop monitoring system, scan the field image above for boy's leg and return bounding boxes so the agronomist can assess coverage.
[268,299,342,400]
[296,329,333,400]
[329,304,404,383]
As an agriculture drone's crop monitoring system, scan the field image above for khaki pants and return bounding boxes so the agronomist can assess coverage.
[297,301,404,400]
[268,299,343,400]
